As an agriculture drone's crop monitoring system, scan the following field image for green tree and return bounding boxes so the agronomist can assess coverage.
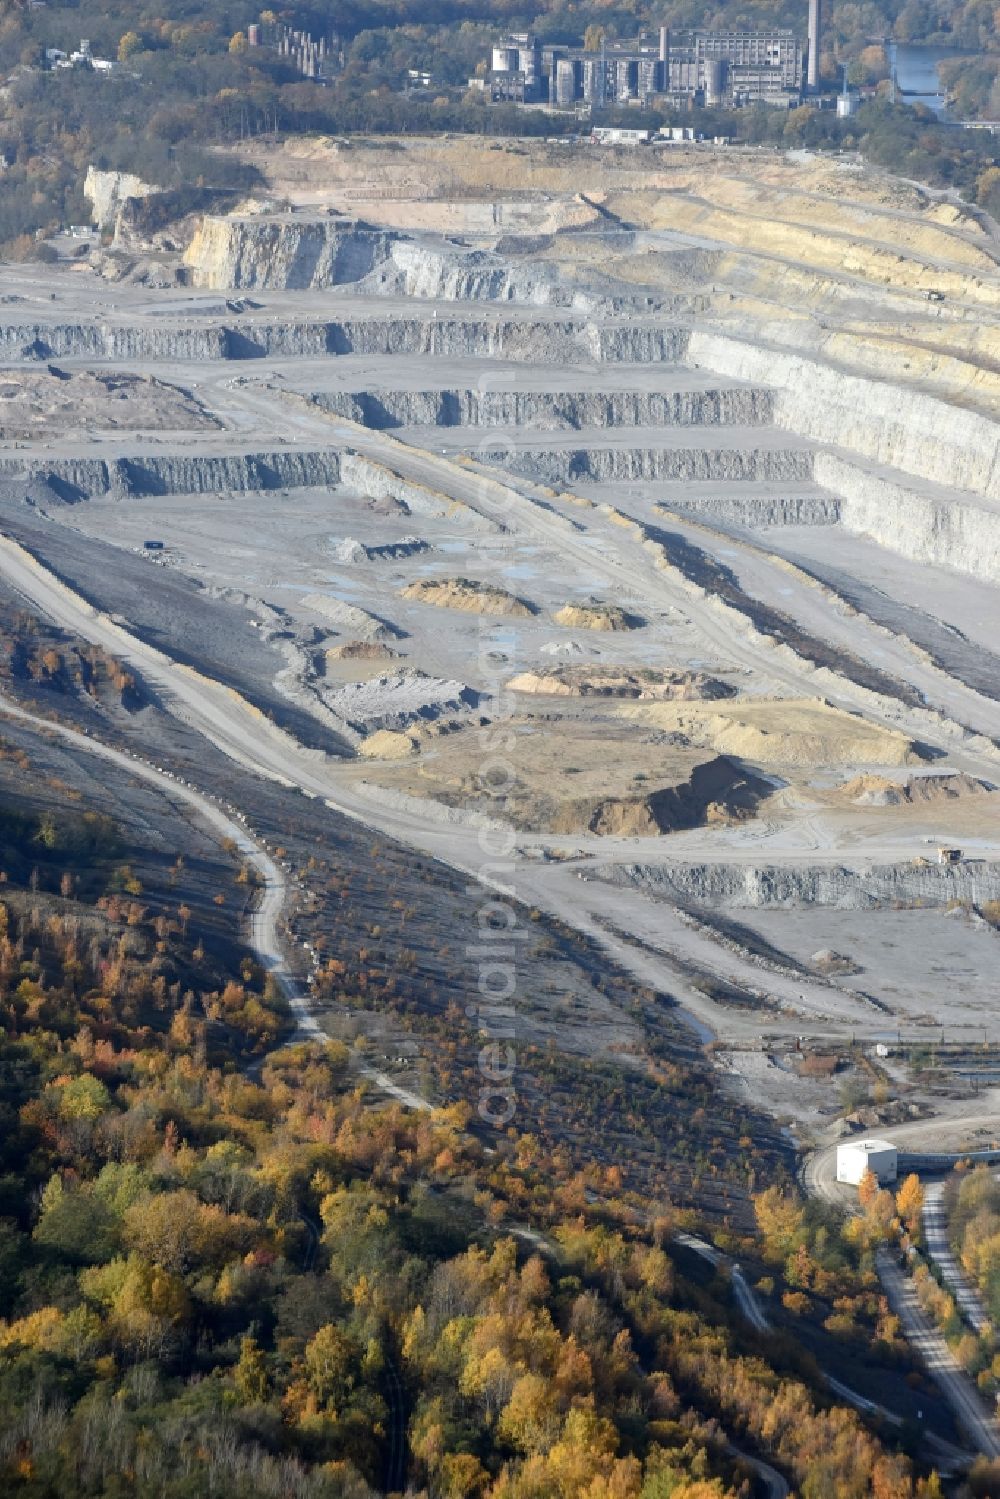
[235,1333,269,1403]
[304,1323,355,1409]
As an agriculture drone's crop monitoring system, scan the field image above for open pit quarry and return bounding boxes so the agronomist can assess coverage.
[1,135,1000,1142]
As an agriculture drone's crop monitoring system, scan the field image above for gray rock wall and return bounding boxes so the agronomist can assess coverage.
[84,166,162,231]
[483,445,814,484]
[0,324,232,361]
[367,240,570,306]
[670,490,840,527]
[0,317,690,365]
[0,449,342,501]
[603,858,1000,909]
[317,386,773,431]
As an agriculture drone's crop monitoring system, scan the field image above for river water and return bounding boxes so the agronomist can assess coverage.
[890,43,971,117]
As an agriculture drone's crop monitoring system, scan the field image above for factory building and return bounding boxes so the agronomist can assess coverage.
[487,11,813,110]
[665,30,803,106]
[488,33,544,103]
[836,1138,898,1187]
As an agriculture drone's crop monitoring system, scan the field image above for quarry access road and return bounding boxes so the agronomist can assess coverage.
[31,353,745,398]
[0,689,431,1114]
[0,689,313,1040]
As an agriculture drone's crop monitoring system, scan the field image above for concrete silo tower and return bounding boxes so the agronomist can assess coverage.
[807,0,821,90]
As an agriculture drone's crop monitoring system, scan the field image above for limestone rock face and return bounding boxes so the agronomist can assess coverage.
[84,166,163,231]
[689,330,1000,501]
[607,859,1000,909]
[183,216,401,290]
[815,452,1000,584]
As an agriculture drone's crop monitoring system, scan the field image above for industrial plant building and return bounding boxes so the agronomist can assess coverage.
[487,11,820,110]
[836,1138,898,1187]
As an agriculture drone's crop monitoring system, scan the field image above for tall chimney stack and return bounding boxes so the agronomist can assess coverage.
[807,0,821,90]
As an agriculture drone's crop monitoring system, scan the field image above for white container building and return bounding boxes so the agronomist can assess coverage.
[836,1138,898,1186]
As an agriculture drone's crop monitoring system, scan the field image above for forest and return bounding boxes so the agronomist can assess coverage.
[0,764,975,1498]
[0,0,998,252]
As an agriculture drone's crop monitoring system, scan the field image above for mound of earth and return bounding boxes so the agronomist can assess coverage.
[551,756,766,837]
[553,601,642,631]
[325,640,399,662]
[839,773,905,806]
[507,665,733,701]
[617,698,921,768]
[322,668,477,734]
[301,594,400,642]
[361,492,411,516]
[539,639,587,657]
[359,729,420,759]
[331,535,432,564]
[840,770,993,805]
[904,772,994,802]
[811,949,862,976]
[401,577,535,616]
[0,369,216,438]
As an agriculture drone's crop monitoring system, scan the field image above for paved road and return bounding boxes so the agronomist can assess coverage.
[672,1231,772,1333]
[732,1262,771,1334]
[525,1219,786,1493]
[725,1444,789,1499]
[0,689,312,1014]
[922,1182,992,1336]
[877,1247,1000,1458]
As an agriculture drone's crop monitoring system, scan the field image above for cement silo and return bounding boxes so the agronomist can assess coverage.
[615,58,639,101]
[518,36,541,91]
[583,57,606,106]
[705,57,727,105]
[555,58,577,106]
